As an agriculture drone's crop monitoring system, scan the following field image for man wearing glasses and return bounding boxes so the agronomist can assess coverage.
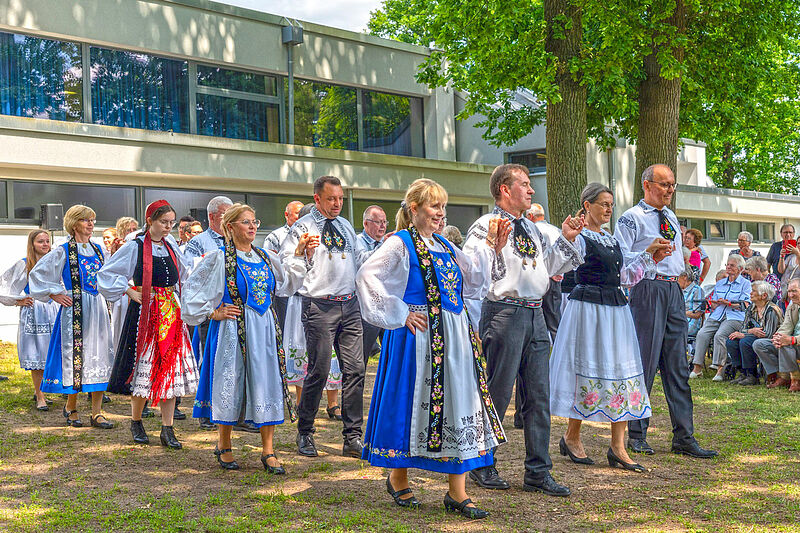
[356,206,388,359]
[614,164,718,459]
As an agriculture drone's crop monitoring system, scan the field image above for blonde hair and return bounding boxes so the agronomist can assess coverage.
[221,203,256,242]
[102,227,117,239]
[26,230,49,276]
[63,205,96,236]
[395,179,448,232]
[115,216,138,239]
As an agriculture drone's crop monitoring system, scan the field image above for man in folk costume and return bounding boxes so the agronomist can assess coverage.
[614,164,718,458]
[281,175,367,458]
[463,164,584,496]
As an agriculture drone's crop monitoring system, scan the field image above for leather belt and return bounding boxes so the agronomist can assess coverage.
[654,274,679,282]
[499,296,543,309]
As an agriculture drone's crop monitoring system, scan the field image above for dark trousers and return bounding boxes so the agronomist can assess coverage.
[479,300,552,480]
[541,279,562,342]
[726,334,758,370]
[628,280,695,446]
[361,321,383,359]
[273,295,289,333]
[298,297,365,442]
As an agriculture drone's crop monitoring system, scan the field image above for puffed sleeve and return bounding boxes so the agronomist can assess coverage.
[356,235,411,330]
[279,225,312,275]
[29,246,67,301]
[97,239,138,302]
[0,259,28,306]
[181,249,225,326]
[164,235,194,281]
[537,227,584,276]
[450,239,494,300]
[266,249,304,297]
[619,248,656,288]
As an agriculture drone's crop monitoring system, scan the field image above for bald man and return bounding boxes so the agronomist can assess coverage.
[264,200,305,330]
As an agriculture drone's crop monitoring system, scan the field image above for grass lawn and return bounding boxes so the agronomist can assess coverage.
[0,341,798,532]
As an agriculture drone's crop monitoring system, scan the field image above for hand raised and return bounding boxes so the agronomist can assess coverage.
[561,214,585,241]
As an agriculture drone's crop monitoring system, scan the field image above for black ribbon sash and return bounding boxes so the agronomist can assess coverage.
[322,219,346,257]
[67,239,104,392]
[658,209,677,241]
[513,218,538,266]
[223,245,297,423]
[408,226,505,452]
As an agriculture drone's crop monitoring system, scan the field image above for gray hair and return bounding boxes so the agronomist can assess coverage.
[682,246,691,260]
[738,231,753,243]
[781,223,795,233]
[641,164,657,185]
[207,195,233,217]
[362,205,384,222]
[751,280,776,301]
[789,278,800,290]
[577,182,613,216]
[441,225,463,247]
[679,265,695,283]
[298,202,315,218]
[728,253,746,270]
[745,255,768,273]
[528,203,545,218]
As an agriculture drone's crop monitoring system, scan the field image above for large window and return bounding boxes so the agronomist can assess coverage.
[91,47,189,132]
[292,80,358,150]
[679,217,774,243]
[12,182,135,224]
[0,31,82,122]
[144,189,245,224]
[507,149,546,174]
[362,90,424,157]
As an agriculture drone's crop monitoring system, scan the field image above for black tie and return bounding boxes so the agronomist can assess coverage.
[658,209,676,241]
[322,219,346,253]
[513,218,538,264]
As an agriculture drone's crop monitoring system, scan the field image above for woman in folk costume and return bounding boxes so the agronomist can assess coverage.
[183,204,312,472]
[29,205,114,429]
[356,179,510,519]
[549,183,671,472]
[0,230,60,410]
[98,200,198,449]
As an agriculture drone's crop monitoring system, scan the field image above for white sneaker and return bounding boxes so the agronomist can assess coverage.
[689,371,701,379]
[711,374,724,382]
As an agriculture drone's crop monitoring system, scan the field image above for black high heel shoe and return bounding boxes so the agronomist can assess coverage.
[62,407,83,427]
[386,475,420,509]
[559,436,594,465]
[261,454,286,475]
[607,447,646,473]
[326,405,343,421]
[444,492,488,519]
[130,419,149,444]
[214,446,240,470]
[160,426,182,449]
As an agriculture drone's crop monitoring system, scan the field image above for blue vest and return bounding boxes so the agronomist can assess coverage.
[59,243,103,295]
[220,247,275,316]
[396,230,464,314]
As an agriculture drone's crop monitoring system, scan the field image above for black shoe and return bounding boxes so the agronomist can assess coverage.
[214,446,240,470]
[469,465,510,490]
[297,434,318,457]
[326,405,343,421]
[199,417,216,430]
[173,406,187,421]
[342,438,364,458]
[443,492,489,519]
[141,406,155,418]
[33,396,53,405]
[559,436,595,465]
[261,453,286,475]
[233,421,259,433]
[160,425,182,449]
[627,438,655,455]
[90,414,114,430]
[88,393,112,403]
[513,415,523,429]
[522,473,571,497]
[36,401,49,412]
[386,475,420,508]
[671,441,718,459]
[607,447,646,473]
[62,407,83,427]
[0,375,8,381]
[130,419,149,444]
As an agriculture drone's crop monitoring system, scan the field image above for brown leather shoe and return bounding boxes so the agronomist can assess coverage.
[789,379,800,393]
[767,377,791,389]
[765,373,778,386]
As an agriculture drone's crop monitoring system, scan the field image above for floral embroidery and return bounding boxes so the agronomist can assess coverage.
[66,240,104,391]
[573,373,650,421]
[366,443,491,463]
[239,260,273,310]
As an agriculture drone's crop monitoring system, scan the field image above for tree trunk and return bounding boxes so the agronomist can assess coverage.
[719,142,735,188]
[543,0,587,224]
[633,0,687,205]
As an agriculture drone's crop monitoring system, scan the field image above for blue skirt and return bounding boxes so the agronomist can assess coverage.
[41,309,108,394]
[361,327,493,475]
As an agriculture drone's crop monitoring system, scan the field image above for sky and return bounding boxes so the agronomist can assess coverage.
[214,0,383,33]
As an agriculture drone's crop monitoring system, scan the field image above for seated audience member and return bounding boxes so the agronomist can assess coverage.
[679,266,704,338]
[726,281,783,385]
[745,256,781,303]
[691,255,751,381]
[753,278,800,392]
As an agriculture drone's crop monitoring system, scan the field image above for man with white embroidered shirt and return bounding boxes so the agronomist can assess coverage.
[355,205,387,359]
[263,200,304,331]
[614,164,718,459]
[463,164,584,497]
[281,176,366,459]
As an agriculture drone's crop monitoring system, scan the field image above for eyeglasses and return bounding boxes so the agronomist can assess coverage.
[366,219,388,226]
[593,202,615,210]
[79,218,96,224]
[235,219,261,228]
[159,220,176,228]
[649,181,677,191]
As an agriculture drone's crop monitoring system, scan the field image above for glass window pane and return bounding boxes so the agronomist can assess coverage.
[446,204,484,234]
[727,221,741,239]
[197,64,276,96]
[144,189,245,225]
[743,221,759,240]
[291,80,358,150]
[90,47,189,132]
[0,31,82,121]
[247,194,313,231]
[362,90,424,157]
[12,182,135,224]
[507,150,546,174]
[197,94,280,142]
[351,199,401,232]
[689,218,705,235]
[708,221,724,239]
[0,181,7,218]
[758,222,774,242]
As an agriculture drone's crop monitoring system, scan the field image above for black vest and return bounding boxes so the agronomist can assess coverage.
[568,233,627,306]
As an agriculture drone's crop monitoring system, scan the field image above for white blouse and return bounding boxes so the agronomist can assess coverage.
[29,244,102,300]
[0,259,29,306]
[356,234,494,331]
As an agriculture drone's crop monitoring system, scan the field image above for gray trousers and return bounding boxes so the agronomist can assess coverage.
[628,280,695,446]
[752,340,800,374]
[361,321,383,360]
[298,297,365,442]
[479,300,552,481]
[693,317,743,367]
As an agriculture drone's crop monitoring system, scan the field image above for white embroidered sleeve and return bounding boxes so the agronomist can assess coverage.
[268,249,304,297]
[452,240,494,300]
[0,260,28,306]
[181,249,225,326]
[97,239,138,302]
[28,246,67,301]
[620,250,657,287]
[355,235,410,330]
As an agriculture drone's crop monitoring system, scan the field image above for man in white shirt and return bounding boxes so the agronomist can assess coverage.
[614,164,717,459]
[263,200,304,330]
[527,203,564,342]
[355,205,387,359]
[281,176,366,459]
[463,164,583,497]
